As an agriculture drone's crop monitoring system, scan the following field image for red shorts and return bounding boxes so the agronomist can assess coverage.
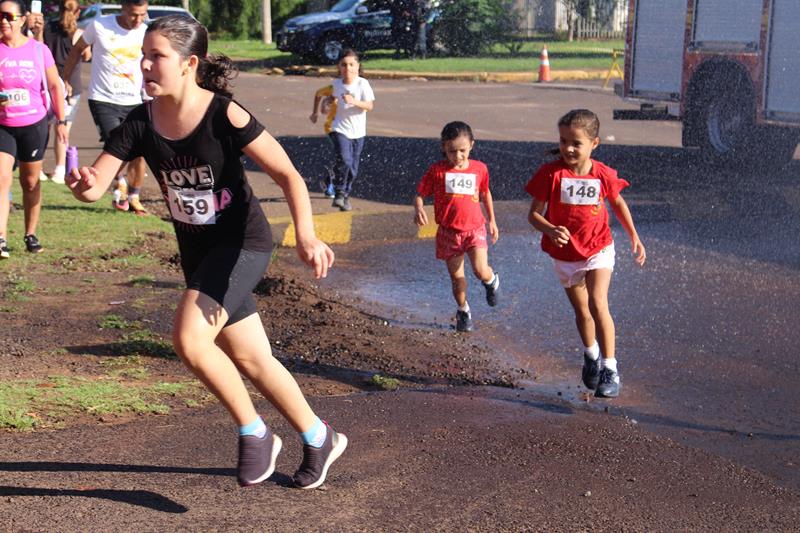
[435,225,488,260]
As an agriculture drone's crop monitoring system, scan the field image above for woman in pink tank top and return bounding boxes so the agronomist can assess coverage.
[0,0,67,257]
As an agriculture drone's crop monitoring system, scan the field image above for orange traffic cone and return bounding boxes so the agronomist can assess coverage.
[538,45,551,83]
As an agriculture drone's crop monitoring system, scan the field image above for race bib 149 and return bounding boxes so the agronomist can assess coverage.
[445,172,477,196]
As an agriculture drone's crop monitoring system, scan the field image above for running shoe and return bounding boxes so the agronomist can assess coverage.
[128,196,149,216]
[38,170,48,182]
[325,183,335,199]
[595,367,621,398]
[332,193,345,209]
[0,237,9,259]
[293,423,348,490]
[483,273,500,307]
[581,353,601,390]
[112,196,130,212]
[455,310,473,332]
[340,196,352,212]
[237,430,283,487]
[23,234,43,253]
[50,167,65,185]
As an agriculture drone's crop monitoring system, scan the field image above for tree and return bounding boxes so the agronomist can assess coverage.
[433,0,521,56]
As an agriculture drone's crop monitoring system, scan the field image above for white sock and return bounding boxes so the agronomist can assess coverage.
[584,342,600,360]
[117,176,127,187]
[485,272,498,289]
[458,301,470,313]
[53,165,65,175]
[602,357,618,373]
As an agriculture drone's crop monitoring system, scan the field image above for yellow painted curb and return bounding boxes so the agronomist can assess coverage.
[417,222,438,239]
[278,66,618,83]
[280,211,353,247]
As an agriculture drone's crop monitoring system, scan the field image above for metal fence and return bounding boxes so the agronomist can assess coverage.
[575,18,625,40]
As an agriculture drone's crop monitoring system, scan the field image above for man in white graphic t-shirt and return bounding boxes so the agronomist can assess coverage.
[61,0,149,214]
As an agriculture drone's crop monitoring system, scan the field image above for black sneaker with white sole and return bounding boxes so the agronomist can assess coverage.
[237,430,283,487]
[0,237,9,259]
[23,234,43,253]
[292,423,348,490]
[482,273,499,307]
[455,310,473,332]
[594,367,621,398]
[581,353,601,390]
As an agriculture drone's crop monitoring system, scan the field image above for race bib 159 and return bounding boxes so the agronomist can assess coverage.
[167,188,216,225]
[560,177,601,205]
[445,172,477,196]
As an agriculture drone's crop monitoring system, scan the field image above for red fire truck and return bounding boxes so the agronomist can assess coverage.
[615,0,799,166]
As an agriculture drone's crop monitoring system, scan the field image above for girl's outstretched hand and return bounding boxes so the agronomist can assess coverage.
[632,238,646,266]
[65,166,98,196]
[296,236,335,279]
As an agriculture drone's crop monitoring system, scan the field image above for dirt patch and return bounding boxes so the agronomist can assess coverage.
[0,227,528,430]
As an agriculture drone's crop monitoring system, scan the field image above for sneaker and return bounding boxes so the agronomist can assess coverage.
[292,423,348,490]
[128,196,149,216]
[332,193,345,209]
[237,430,283,487]
[595,367,621,398]
[325,183,335,199]
[581,353,601,390]
[455,310,473,332]
[50,167,65,185]
[112,196,130,211]
[340,196,352,212]
[483,273,499,307]
[23,234,43,253]
[38,170,48,182]
[0,237,9,259]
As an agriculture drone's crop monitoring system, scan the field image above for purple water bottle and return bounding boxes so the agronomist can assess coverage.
[66,145,78,178]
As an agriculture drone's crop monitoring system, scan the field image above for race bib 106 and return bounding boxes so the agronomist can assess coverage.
[167,188,216,225]
[445,172,477,196]
[560,177,601,205]
[5,88,30,107]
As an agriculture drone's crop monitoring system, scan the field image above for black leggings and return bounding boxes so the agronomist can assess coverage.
[182,245,271,327]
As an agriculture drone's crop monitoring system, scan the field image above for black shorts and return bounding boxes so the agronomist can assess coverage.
[182,245,271,327]
[88,100,139,142]
[0,117,49,162]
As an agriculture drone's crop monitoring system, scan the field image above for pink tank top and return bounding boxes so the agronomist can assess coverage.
[0,38,55,127]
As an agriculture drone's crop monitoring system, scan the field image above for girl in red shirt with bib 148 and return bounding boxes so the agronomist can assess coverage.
[415,121,500,333]
[526,109,646,399]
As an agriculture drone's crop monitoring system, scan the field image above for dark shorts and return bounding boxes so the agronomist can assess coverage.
[0,117,49,162]
[88,99,139,142]
[182,245,271,327]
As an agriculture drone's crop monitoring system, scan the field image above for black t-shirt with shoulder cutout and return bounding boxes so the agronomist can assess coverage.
[104,93,273,265]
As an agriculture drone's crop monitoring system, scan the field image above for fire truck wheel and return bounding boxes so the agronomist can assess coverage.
[699,88,754,163]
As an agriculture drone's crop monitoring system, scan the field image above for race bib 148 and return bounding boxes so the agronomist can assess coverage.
[560,177,601,205]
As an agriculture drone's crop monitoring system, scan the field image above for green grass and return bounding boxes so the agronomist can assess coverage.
[370,374,400,391]
[0,376,202,430]
[98,314,135,330]
[5,180,172,270]
[2,273,36,301]
[210,38,624,73]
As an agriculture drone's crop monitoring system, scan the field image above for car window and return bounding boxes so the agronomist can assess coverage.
[101,6,121,15]
[330,0,359,13]
[147,8,191,19]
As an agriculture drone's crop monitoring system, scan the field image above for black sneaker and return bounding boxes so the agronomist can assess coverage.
[483,273,499,307]
[332,193,345,209]
[0,237,9,259]
[237,430,283,487]
[581,353,601,390]
[595,367,621,398]
[293,423,348,490]
[340,196,352,211]
[455,310,473,332]
[23,234,43,253]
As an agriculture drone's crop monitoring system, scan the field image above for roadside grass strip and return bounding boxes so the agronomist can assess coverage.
[0,376,202,430]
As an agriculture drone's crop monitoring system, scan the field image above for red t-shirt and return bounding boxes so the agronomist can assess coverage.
[417,159,490,232]
[525,158,629,261]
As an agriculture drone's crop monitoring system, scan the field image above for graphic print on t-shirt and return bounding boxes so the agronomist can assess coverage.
[159,155,232,227]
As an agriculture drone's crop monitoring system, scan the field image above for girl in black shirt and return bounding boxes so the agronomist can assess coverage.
[66,15,346,490]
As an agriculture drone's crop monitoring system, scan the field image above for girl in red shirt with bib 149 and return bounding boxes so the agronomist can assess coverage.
[414,121,500,333]
[526,109,646,399]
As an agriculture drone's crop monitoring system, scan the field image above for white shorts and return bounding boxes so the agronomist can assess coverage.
[552,243,615,288]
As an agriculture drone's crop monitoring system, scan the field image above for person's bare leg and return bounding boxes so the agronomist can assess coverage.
[126,157,148,214]
[216,313,317,433]
[19,161,43,236]
[467,246,494,283]
[171,289,257,425]
[564,280,595,348]
[445,254,467,307]
[0,153,14,240]
[586,268,614,360]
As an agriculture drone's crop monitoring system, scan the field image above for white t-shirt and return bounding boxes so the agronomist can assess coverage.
[82,15,146,105]
[331,77,374,139]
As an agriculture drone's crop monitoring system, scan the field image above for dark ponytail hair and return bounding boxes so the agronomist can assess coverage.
[440,121,474,143]
[145,15,237,98]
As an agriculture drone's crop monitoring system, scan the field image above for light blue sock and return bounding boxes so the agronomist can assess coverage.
[239,416,267,438]
[300,417,327,448]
